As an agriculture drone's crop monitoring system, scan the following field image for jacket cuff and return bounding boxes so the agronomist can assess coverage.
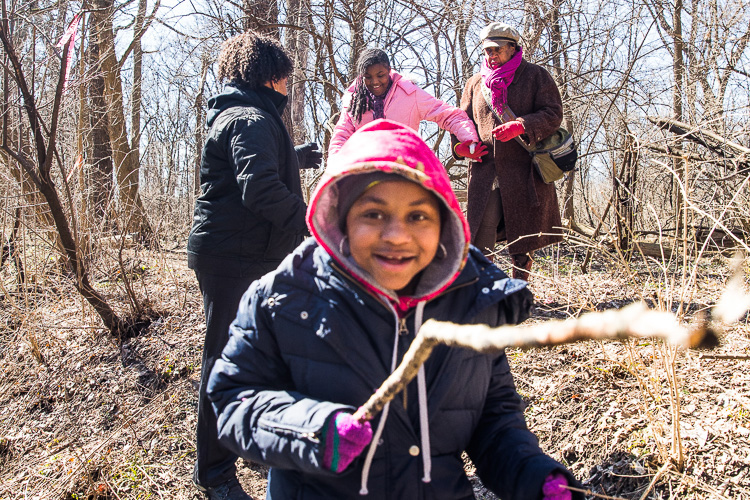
[450,134,461,161]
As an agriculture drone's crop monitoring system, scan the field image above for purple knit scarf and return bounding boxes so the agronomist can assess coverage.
[480,47,523,111]
[367,86,390,120]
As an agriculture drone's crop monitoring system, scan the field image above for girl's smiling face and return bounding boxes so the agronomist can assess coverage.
[363,63,391,97]
[345,179,441,295]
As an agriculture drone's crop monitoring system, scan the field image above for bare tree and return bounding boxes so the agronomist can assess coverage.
[89,0,158,241]
[0,9,128,335]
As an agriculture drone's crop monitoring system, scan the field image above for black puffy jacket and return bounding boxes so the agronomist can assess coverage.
[208,240,582,499]
[187,83,307,276]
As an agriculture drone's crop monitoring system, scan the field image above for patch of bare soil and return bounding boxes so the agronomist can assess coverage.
[0,243,748,499]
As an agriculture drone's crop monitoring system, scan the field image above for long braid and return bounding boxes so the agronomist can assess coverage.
[349,49,391,124]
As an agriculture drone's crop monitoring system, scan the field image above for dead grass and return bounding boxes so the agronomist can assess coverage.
[0,241,748,499]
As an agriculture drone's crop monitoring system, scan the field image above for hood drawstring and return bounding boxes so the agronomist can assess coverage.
[414,301,432,483]
[359,301,432,495]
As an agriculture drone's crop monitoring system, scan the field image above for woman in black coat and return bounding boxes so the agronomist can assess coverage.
[186,31,321,499]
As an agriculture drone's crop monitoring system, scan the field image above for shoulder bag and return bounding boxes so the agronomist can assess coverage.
[481,85,577,184]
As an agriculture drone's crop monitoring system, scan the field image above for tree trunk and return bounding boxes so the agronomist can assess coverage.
[671,0,686,237]
[242,0,279,35]
[194,53,210,197]
[456,0,474,87]
[283,0,310,143]
[131,0,147,172]
[614,136,637,255]
[86,31,114,225]
[346,0,366,81]
[91,0,153,240]
[550,0,576,224]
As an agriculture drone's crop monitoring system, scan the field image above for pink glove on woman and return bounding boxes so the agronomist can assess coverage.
[322,411,373,473]
[454,140,488,161]
[492,121,525,142]
[543,473,571,500]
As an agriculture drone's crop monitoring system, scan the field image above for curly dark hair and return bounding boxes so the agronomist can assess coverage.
[350,49,391,124]
[217,31,293,89]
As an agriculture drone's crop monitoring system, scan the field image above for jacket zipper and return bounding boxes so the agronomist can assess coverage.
[258,419,321,443]
[398,317,408,336]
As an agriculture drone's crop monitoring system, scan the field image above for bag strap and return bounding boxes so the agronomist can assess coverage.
[480,83,535,154]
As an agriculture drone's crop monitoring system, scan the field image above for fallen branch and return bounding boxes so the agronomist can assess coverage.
[353,302,718,422]
[647,116,750,161]
[698,354,750,360]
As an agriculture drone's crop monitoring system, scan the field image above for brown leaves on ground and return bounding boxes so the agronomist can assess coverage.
[0,244,748,499]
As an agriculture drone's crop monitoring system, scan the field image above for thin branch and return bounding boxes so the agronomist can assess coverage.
[0,20,48,165]
[118,0,162,66]
[354,302,719,422]
[42,38,69,175]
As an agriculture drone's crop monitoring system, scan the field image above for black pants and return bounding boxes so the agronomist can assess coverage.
[192,264,278,488]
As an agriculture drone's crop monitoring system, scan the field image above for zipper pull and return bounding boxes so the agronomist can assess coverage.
[399,317,408,336]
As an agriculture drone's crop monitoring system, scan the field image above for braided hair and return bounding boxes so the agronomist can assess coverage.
[349,49,391,124]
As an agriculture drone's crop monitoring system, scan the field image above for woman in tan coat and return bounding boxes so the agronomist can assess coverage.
[453,22,564,281]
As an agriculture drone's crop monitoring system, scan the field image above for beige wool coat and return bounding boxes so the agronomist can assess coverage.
[453,58,564,255]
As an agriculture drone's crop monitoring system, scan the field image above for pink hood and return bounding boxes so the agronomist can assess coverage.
[307,119,470,312]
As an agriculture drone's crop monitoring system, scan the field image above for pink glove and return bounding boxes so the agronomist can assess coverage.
[454,141,488,161]
[322,411,373,473]
[543,473,571,500]
[492,121,525,142]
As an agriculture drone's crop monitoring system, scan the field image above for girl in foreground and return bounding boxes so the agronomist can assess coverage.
[208,119,581,499]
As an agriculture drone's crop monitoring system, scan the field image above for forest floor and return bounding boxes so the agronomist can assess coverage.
[0,240,748,499]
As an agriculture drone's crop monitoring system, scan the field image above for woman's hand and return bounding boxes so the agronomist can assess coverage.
[492,121,525,142]
[295,142,323,169]
[323,411,373,473]
[454,141,488,161]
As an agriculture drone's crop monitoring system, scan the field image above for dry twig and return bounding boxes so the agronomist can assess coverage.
[354,302,717,422]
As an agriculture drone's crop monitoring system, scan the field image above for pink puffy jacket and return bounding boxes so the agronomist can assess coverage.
[328,70,479,155]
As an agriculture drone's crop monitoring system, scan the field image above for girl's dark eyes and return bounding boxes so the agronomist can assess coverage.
[357,211,434,222]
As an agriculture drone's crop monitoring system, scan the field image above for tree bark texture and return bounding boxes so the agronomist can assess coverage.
[90,0,152,239]
[85,33,114,224]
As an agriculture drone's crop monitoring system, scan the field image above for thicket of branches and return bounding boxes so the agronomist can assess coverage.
[0,0,749,332]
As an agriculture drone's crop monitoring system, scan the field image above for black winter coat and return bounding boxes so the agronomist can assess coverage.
[187,84,307,276]
[208,239,582,499]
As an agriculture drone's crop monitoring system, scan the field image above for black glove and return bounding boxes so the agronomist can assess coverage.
[295,142,322,169]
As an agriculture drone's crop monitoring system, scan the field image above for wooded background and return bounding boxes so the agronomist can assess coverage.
[0,0,749,330]
[1,2,749,498]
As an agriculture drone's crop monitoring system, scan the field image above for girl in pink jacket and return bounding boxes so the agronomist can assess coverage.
[328,49,487,162]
